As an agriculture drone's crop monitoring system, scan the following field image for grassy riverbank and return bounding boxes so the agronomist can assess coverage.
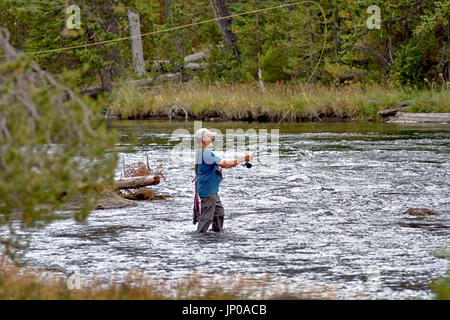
[109,82,450,122]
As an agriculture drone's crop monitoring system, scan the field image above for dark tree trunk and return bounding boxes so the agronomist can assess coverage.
[99,1,119,92]
[209,0,240,63]
[332,8,339,59]
[163,0,172,22]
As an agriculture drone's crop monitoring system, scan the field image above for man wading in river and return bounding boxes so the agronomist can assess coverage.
[194,128,254,234]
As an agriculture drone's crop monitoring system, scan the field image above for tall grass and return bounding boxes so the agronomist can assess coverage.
[2,254,448,299]
[0,255,333,300]
[109,82,450,121]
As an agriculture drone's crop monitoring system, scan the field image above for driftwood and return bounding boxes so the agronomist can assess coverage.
[115,175,160,189]
[388,112,450,123]
[115,159,166,201]
[152,49,209,70]
[158,73,181,82]
[184,50,209,63]
[377,106,408,117]
[152,61,207,71]
[113,159,169,201]
[185,62,207,70]
[117,187,172,201]
[128,77,154,86]
[125,48,210,87]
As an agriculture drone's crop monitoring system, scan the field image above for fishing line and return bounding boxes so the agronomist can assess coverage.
[243,103,293,168]
[0,0,327,85]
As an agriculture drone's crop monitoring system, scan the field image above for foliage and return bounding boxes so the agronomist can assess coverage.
[0,36,118,261]
[0,0,448,86]
[431,275,450,300]
[392,40,435,86]
[260,46,290,82]
[430,248,450,300]
[339,0,449,86]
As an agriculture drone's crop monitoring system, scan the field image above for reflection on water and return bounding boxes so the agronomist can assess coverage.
[9,121,450,299]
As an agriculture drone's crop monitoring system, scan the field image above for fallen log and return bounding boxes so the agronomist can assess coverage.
[388,112,450,123]
[128,77,154,86]
[115,175,160,189]
[151,60,208,71]
[185,62,207,70]
[377,106,408,117]
[118,187,172,201]
[184,49,209,63]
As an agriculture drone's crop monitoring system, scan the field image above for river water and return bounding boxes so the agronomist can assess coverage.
[15,121,450,299]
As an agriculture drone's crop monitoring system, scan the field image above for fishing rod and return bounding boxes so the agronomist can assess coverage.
[242,106,293,168]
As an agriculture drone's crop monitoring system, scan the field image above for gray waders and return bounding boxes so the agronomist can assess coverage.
[196,194,224,233]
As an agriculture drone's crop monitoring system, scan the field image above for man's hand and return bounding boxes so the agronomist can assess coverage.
[246,152,255,162]
[218,152,255,169]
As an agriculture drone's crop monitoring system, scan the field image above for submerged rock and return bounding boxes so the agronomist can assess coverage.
[63,190,138,211]
[402,208,438,216]
[95,190,138,210]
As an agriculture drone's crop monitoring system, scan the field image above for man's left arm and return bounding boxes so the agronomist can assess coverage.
[217,152,254,169]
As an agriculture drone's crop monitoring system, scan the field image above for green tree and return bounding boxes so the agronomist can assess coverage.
[1,0,448,87]
[0,0,126,90]
[338,0,449,85]
[0,29,118,261]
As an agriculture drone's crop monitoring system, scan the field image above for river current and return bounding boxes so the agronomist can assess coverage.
[12,121,450,299]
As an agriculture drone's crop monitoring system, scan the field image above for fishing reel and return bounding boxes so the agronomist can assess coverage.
[243,162,252,169]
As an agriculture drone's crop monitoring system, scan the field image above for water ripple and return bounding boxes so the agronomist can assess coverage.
[6,121,449,299]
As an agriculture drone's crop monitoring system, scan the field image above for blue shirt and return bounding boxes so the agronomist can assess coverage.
[196,149,222,198]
